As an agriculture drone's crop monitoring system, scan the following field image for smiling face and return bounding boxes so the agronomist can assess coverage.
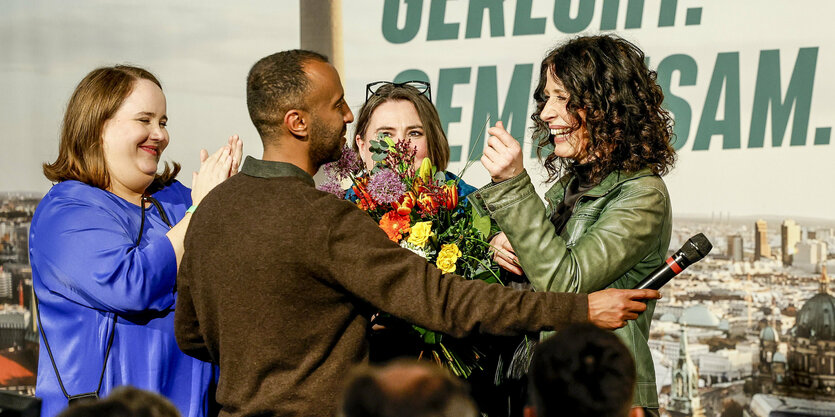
[539,70,591,163]
[356,99,428,170]
[101,79,168,198]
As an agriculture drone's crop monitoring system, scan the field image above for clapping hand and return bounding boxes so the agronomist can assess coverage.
[191,135,243,206]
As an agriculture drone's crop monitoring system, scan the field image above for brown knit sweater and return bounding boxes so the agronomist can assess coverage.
[174,157,589,417]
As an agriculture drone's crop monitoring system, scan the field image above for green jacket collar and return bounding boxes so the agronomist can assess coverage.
[240,156,315,186]
[545,167,656,203]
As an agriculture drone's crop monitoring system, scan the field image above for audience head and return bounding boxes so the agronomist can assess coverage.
[57,386,181,417]
[340,361,478,417]
[533,34,675,184]
[526,323,641,417]
[353,82,450,172]
[44,65,179,193]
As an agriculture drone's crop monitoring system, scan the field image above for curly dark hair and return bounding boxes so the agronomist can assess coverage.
[533,35,676,184]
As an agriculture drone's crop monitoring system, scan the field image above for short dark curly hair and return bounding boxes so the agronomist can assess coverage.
[533,35,676,184]
[246,49,328,142]
[528,323,636,417]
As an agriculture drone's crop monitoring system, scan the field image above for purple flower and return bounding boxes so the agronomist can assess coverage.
[367,169,406,204]
[324,146,364,181]
[317,181,345,197]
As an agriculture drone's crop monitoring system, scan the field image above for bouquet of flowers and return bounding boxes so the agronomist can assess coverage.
[318,135,503,378]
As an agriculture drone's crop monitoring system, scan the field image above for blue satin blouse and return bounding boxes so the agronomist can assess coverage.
[29,180,214,417]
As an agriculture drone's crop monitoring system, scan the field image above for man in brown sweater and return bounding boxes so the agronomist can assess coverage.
[174,50,660,417]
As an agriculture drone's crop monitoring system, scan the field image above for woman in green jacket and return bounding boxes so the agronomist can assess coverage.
[470,35,676,416]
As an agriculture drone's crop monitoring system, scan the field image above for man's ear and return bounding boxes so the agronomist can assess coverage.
[284,109,308,140]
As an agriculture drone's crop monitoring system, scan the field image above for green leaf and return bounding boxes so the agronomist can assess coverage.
[471,205,491,239]
[372,153,386,161]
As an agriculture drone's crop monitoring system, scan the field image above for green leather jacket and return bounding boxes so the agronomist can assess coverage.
[468,167,672,408]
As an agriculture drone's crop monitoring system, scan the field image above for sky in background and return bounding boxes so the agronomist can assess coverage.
[1,0,833,220]
[0,0,300,196]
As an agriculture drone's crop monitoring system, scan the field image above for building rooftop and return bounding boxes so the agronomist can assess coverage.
[680,305,721,328]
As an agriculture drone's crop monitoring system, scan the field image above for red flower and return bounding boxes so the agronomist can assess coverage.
[441,183,458,211]
[352,177,377,211]
[379,211,411,242]
[416,192,440,215]
[393,191,417,216]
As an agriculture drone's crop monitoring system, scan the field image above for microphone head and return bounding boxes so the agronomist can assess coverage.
[680,233,713,262]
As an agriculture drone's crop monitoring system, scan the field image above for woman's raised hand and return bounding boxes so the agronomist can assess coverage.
[227,134,243,176]
[191,134,242,206]
[481,121,524,183]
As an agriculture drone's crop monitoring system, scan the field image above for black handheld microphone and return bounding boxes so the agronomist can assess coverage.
[633,233,713,290]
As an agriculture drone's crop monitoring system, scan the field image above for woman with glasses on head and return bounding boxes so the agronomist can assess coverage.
[352,80,476,197]
[470,35,676,416]
[352,80,527,417]
[30,65,242,417]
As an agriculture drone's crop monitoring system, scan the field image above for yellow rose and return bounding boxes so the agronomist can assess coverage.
[407,221,434,248]
[435,243,462,274]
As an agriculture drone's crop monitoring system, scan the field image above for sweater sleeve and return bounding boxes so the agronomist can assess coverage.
[471,170,668,294]
[30,196,177,314]
[174,253,213,363]
[319,200,589,338]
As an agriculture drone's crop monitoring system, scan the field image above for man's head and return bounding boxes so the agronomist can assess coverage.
[340,362,478,417]
[526,323,642,417]
[57,386,181,417]
[246,49,354,168]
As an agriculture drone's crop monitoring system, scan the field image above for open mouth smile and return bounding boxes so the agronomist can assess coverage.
[550,127,571,136]
[139,146,159,156]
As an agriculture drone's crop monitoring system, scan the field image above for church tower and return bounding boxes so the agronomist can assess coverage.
[668,327,706,417]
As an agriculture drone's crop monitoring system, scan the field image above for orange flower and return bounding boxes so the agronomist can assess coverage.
[417,192,439,214]
[393,191,417,216]
[379,211,411,242]
[441,183,458,211]
[352,177,377,211]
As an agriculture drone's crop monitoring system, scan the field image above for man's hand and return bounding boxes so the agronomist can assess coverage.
[587,288,661,330]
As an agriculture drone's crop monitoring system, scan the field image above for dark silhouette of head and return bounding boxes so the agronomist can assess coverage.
[526,323,638,417]
[57,386,181,417]
[340,361,478,417]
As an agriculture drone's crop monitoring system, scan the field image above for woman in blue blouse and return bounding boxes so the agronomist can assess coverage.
[30,65,242,417]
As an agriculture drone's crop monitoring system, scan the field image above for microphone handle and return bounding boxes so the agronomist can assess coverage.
[634,252,687,290]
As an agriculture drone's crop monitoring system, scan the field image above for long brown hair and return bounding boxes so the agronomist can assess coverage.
[44,65,180,191]
[533,35,676,184]
[352,83,450,172]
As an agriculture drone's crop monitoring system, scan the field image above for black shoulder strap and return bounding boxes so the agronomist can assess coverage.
[34,292,117,401]
[32,193,174,402]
